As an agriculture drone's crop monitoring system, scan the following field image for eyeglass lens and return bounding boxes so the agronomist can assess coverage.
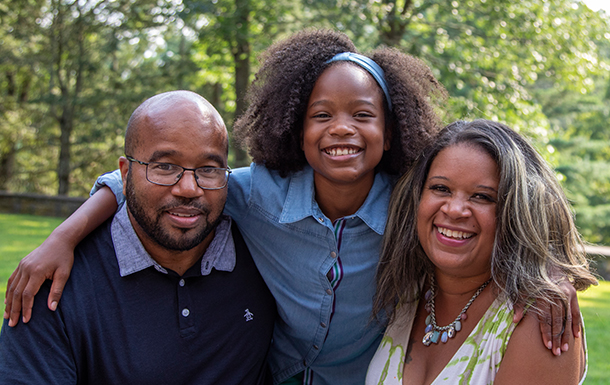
[147,162,228,189]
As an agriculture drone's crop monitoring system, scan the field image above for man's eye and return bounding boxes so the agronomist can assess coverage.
[150,163,176,172]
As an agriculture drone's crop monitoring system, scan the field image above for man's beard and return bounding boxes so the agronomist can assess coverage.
[125,175,221,251]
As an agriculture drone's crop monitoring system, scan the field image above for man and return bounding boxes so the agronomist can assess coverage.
[0,91,276,384]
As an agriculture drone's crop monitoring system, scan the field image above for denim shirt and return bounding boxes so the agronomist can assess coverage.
[94,163,392,385]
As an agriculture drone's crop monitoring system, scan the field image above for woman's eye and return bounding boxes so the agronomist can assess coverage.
[429,184,449,193]
[474,193,496,203]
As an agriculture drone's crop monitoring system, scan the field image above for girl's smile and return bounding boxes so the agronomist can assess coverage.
[301,62,390,191]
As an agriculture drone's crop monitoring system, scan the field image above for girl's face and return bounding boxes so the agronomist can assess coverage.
[301,63,389,190]
[417,143,499,280]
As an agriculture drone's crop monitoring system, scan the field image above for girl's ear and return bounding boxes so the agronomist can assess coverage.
[384,126,392,151]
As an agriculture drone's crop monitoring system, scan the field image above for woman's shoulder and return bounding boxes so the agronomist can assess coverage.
[493,309,586,384]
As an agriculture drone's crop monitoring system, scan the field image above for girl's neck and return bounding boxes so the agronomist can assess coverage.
[313,172,375,222]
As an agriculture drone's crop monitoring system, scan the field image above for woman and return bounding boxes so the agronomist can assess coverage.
[367,120,597,384]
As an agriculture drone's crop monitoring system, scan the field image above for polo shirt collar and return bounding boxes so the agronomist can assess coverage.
[279,165,391,235]
[111,205,236,277]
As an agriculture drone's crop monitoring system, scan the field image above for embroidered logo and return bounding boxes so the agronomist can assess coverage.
[244,309,254,322]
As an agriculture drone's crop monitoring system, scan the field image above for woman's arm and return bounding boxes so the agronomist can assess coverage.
[4,187,118,327]
[495,309,586,384]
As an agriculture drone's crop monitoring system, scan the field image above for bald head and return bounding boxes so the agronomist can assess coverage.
[125,90,228,156]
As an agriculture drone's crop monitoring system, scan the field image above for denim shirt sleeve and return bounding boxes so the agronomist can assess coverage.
[90,169,125,208]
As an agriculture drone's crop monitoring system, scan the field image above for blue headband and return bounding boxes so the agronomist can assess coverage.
[325,52,392,111]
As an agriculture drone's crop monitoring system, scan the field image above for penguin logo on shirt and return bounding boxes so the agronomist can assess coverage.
[244,309,254,322]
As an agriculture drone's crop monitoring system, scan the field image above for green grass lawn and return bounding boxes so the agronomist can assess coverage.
[0,213,64,302]
[0,212,609,383]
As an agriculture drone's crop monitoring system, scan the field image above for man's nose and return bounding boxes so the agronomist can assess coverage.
[171,170,204,198]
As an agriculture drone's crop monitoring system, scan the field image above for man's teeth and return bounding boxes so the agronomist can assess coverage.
[170,212,197,217]
[325,148,359,156]
[437,226,474,239]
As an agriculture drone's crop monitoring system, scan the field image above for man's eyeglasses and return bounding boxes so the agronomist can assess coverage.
[126,156,231,190]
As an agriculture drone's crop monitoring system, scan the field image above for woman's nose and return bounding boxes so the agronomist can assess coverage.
[440,196,472,218]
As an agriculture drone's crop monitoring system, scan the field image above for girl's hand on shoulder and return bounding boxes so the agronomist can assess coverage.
[513,280,579,356]
[4,234,74,327]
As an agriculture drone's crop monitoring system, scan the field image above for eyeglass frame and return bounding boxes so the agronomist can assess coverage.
[125,156,232,190]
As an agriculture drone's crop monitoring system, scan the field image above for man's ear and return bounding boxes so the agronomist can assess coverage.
[119,156,130,196]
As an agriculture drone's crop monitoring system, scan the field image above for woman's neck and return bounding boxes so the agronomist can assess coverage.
[432,270,493,297]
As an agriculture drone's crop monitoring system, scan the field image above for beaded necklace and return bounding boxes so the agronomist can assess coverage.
[422,275,492,346]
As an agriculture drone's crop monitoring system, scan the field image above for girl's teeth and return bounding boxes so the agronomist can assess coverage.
[327,148,358,156]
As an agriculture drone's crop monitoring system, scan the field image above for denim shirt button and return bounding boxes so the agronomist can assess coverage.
[330,251,337,258]
[326,289,332,295]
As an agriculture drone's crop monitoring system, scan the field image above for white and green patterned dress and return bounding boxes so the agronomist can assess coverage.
[366,296,587,385]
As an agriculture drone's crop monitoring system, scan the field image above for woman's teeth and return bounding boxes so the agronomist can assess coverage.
[437,226,474,239]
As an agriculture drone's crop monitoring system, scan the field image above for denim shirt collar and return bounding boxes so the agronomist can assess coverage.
[111,205,236,277]
[279,165,391,235]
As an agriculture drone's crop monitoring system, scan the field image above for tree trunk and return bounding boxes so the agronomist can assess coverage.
[379,0,414,47]
[57,109,73,195]
[0,145,16,191]
[231,0,250,167]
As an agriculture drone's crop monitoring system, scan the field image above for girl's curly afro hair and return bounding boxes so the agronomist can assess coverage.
[234,29,447,177]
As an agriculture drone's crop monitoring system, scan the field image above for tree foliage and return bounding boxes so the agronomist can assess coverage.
[1,0,609,244]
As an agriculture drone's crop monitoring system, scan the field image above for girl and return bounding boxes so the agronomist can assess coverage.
[4,30,577,384]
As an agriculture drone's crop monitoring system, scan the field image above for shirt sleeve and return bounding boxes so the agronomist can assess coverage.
[90,169,125,208]
[225,164,253,221]
[0,284,77,384]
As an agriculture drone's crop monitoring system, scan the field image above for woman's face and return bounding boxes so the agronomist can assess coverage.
[417,143,499,279]
[301,63,389,190]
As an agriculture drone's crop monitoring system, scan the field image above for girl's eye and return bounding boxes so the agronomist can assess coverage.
[312,112,330,119]
[354,112,373,118]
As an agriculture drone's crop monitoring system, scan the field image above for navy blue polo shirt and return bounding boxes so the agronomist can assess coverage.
[0,209,276,385]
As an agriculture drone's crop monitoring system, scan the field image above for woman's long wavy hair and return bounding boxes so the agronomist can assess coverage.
[374,119,598,324]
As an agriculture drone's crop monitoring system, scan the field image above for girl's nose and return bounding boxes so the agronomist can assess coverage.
[328,115,356,136]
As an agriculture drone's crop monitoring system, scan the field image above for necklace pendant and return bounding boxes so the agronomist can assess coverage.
[430,330,440,344]
[422,331,434,346]
[441,330,449,343]
[425,324,433,333]
[454,320,462,332]
[447,326,456,339]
